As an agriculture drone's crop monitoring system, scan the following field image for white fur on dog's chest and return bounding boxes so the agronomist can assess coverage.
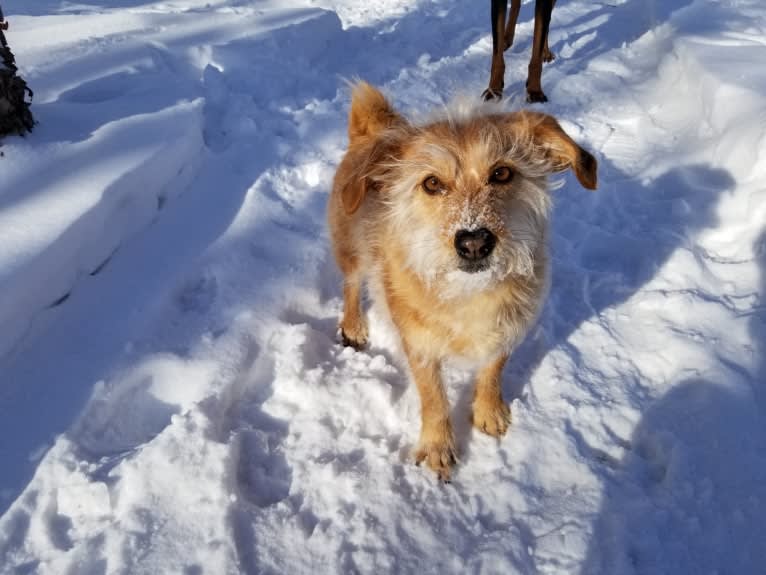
[442,287,540,361]
[377,257,542,363]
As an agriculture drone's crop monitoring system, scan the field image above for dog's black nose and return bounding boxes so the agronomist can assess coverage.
[454,228,496,261]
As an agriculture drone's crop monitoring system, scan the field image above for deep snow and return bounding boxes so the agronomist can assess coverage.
[0,0,765,573]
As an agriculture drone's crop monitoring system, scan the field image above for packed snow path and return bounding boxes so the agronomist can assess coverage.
[1,0,765,573]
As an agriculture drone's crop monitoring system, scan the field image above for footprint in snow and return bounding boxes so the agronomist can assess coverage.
[176,274,218,315]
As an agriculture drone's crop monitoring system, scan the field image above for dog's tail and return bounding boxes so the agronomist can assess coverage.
[348,81,404,144]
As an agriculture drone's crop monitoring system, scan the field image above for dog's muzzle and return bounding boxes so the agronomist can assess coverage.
[454,228,496,272]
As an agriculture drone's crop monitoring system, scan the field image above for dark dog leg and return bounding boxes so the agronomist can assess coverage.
[542,0,557,62]
[526,0,554,103]
[483,0,508,101]
[506,0,556,59]
[503,0,521,51]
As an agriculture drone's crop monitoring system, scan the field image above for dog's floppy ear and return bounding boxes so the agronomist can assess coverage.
[337,139,396,215]
[338,144,376,215]
[517,111,598,190]
[339,82,407,214]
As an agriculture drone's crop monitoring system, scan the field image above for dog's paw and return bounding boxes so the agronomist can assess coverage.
[526,89,548,104]
[543,48,555,63]
[415,439,457,482]
[339,319,368,350]
[481,88,503,102]
[472,400,511,438]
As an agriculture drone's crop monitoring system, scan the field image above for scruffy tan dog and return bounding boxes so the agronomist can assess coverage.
[328,82,597,480]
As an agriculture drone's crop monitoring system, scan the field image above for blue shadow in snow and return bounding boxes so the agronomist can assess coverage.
[581,377,766,574]
[507,163,737,403]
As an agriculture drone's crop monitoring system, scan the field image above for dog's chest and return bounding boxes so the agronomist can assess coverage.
[383,273,535,361]
[438,295,528,360]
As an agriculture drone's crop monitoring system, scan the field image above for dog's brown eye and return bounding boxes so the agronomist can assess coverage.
[422,175,442,195]
[489,166,513,184]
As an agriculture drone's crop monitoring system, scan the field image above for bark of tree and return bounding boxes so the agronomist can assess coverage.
[0,3,34,138]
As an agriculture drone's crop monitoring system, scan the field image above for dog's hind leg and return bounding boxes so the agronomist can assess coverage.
[339,270,368,349]
[542,0,557,62]
[472,353,511,437]
[526,0,554,102]
[503,0,521,51]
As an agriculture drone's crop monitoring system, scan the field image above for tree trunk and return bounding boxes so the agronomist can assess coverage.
[0,3,34,138]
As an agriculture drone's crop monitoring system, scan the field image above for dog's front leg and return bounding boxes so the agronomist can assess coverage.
[339,272,368,349]
[483,0,508,101]
[406,348,456,481]
[472,353,511,437]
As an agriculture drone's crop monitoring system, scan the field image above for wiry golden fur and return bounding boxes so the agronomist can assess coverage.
[328,82,597,480]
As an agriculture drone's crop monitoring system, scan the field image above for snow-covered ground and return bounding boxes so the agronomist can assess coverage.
[1,0,765,572]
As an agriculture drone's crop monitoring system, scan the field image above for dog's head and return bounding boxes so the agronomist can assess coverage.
[339,82,597,298]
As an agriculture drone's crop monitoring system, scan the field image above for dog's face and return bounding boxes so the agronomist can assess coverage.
[338,88,597,300]
[382,115,559,298]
